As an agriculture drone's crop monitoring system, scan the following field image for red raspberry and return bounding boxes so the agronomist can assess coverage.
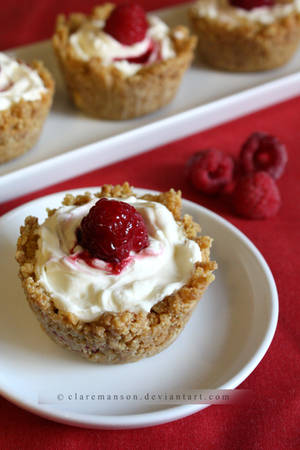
[78,198,149,264]
[104,3,148,45]
[230,0,274,10]
[239,132,287,180]
[232,172,281,219]
[186,149,235,195]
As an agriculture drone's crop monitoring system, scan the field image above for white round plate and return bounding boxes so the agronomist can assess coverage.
[0,188,278,429]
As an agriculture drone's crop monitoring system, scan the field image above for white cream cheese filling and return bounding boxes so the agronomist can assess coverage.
[69,15,176,76]
[35,196,202,321]
[0,52,47,111]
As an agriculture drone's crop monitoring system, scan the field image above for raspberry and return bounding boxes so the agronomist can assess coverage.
[78,198,149,264]
[230,0,274,10]
[104,3,148,45]
[186,149,235,195]
[232,172,281,219]
[239,132,287,180]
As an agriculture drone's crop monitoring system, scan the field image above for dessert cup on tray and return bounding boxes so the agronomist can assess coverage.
[53,3,197,119]
[189,0,300,72]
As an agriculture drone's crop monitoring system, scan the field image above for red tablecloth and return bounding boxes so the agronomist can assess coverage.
[1,1,299,449]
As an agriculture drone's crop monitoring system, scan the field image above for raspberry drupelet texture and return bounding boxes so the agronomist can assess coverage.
[186,149,235,195]
[104,3,148,45]
[239,132,287,180]
[232,171,281,219]
[77,198,149,264]
[230,0,274,10]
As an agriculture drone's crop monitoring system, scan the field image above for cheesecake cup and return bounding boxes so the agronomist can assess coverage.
[16,183,217,364]
[53,3,197,119]
[0,57,54,164]
[189,0,300,71]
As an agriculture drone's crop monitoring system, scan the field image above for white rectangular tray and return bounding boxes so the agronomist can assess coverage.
[1,1,300,203]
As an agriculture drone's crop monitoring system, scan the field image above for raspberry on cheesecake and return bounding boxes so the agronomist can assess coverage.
[77,197,150,273]
[230,0,274,9]
[104,3,148,45]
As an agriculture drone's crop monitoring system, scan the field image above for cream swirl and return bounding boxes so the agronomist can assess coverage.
[35,196,202,321]
[69,15,176,76]
[0,52,47,111]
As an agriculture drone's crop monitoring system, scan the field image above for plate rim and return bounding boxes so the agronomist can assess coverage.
[0,187,279,429]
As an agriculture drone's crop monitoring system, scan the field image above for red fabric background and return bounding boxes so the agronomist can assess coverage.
[0,1,299,449]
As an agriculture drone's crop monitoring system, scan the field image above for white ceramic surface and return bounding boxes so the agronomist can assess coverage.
[0,188,278,429]
[1,2,300,202]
